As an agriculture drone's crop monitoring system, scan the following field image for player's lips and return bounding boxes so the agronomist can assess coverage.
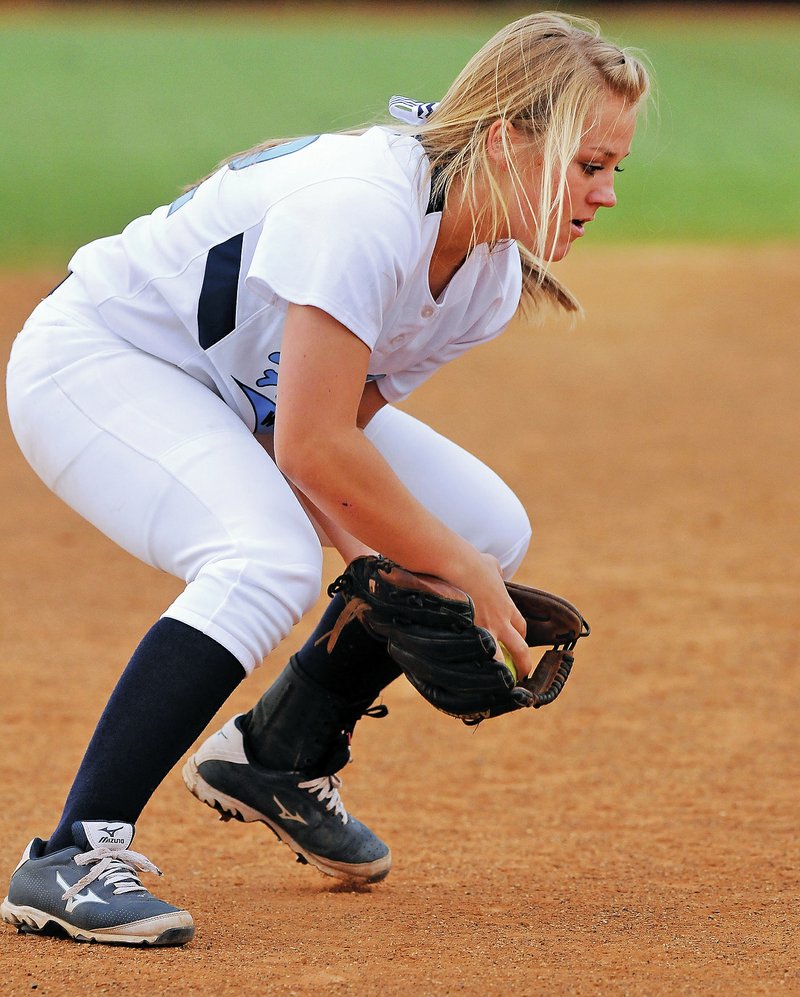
[570,218,590,237]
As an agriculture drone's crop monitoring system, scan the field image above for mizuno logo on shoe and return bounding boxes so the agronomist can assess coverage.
[55,872,110,912]
[272,795,307,825]
[90,823,129,845]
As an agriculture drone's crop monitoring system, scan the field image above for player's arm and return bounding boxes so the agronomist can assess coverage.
[273,303,529,673]
[255,382,384,566]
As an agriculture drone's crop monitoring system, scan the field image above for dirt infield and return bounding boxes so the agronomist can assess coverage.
[1,246,798,995]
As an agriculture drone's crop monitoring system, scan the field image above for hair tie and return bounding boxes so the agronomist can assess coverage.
[388,95,439,125]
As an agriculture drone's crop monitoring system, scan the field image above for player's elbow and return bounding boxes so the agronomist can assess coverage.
[273,434,307,487]
[274,411,363,510]
[273,429,328,496]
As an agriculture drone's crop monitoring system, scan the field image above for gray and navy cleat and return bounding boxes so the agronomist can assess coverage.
[183,714,391,883]
[1,821,194,946]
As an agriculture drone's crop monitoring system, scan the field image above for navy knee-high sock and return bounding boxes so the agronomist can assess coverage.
[293,593,401,702]
[45,618,245,854]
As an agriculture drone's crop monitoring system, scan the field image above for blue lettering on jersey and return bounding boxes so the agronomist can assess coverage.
[229,136,320,171]
[197,234,244,350]
[168,135,320,215]
[235,379,276,431]
[235,356,386,434]
[167,188,197,216]
[256,363,280,388]
[234,353,281,431]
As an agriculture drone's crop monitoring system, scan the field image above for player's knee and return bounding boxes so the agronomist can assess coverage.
[492,494,532,579]
[237,549,323,655]
[173,530,324,674]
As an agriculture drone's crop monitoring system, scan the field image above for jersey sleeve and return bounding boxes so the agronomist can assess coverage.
[245,178,416,351]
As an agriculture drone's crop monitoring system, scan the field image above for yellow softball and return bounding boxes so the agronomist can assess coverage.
[498,642,517,683]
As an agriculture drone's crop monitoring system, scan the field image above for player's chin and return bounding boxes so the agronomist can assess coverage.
[544,228,576,263]
[547,240,572,263]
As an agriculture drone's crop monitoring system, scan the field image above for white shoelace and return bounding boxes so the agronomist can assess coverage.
[61,846,162,901]
[297,774,349,824]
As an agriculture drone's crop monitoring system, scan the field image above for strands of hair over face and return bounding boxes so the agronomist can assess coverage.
[413,11,650,316]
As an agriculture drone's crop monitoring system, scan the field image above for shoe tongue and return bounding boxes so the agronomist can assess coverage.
[73,821,135,851]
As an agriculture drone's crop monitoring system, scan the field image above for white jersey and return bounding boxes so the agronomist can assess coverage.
[68,127,522,432]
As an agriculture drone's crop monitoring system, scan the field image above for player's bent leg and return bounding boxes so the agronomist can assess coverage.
[364,404,532,577]
[5,297,329,914]
[184,406,534,880]
[1,822,193,947]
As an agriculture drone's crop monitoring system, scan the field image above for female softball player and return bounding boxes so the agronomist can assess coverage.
[2,12,648,945]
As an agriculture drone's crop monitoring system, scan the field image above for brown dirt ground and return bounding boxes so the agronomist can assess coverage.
[0,246,798,996]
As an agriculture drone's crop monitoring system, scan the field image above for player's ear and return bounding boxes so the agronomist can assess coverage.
[486,119,522,171]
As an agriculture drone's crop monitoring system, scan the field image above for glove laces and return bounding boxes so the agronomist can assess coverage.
[62,845,162,900]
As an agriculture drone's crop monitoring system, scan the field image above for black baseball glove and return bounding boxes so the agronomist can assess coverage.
[326,555,590,725]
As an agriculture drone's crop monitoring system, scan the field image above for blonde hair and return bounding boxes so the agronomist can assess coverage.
[415,11,650,314]
[199,12,649,315]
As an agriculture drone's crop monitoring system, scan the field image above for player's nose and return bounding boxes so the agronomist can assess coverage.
[590,178,617,209]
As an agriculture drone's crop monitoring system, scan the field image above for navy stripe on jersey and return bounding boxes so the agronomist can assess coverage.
[197,234,244,350]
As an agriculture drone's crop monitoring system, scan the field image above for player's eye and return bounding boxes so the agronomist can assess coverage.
[581,163,626,177]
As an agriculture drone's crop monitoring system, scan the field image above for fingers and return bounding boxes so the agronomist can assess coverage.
[508,600,527,641]
[496,626,531,680]
[450,551,530,680]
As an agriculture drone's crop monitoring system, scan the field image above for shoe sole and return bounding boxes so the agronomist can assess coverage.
[182,755,391,884]
[1,897,194,946]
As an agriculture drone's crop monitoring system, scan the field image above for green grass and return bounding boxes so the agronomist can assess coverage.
[0,5,797,265]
